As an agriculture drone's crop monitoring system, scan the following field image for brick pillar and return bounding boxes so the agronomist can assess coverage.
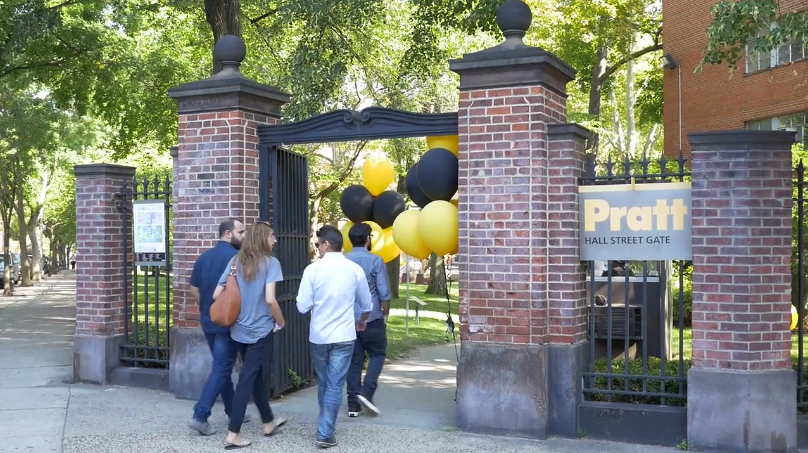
[687,130,797,452]
[545,124,590,437]
[166,36,289,399]
[72,163,136,384]
[449,0,584,438]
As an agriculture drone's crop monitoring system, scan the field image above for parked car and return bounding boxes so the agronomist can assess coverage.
[0,257,7,287]
[10,254,20,284]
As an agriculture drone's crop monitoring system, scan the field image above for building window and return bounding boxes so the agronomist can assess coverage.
[745,23,808,74]
[747,112,808,148]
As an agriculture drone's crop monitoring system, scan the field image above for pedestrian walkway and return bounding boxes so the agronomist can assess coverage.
[0,274,75,452]
[0,273,680,452]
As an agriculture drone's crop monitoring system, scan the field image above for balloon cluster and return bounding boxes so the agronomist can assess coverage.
[337,135,461,264]
[393,136,459,260]
[339,155,406,263]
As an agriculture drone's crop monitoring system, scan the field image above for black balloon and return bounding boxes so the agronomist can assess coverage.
[416,148,458,201]
[372,191,407,229]
[405,164,432,209]
[340,185,374,223]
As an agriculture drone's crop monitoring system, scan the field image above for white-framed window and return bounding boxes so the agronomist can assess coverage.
[747,111,808,148]
[745,23,808,74]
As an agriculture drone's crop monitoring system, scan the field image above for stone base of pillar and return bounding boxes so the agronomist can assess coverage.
[547,342,588,438]
[73,334,124,384]
[169,326,211,400]
[688,367,796,452]
[456,342,548,439]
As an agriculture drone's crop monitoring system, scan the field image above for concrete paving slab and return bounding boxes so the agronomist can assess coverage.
[0,365,72,389]
[0,407,67,438]
[0,386,70,410]
[3,435,63,453]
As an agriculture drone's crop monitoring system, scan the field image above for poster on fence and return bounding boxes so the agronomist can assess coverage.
[133,200,168,266]
[579,181,692,261]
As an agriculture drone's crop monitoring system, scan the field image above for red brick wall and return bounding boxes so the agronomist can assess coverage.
[547,130,588,344]
[74,165,135,337]
[172,111,278,328]
[690,138,793,371]
[457,86,567,345]
[663,0,808,160]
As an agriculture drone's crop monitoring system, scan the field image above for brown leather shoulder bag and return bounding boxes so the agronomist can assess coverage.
[210,262,241,327]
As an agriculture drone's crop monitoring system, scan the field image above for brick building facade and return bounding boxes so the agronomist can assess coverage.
[663,0,808,159]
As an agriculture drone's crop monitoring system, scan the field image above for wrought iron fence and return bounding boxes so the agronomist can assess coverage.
[263,145,313,396]
[794,161,808,412]
[118,177,173,368]
[580,152,692,407]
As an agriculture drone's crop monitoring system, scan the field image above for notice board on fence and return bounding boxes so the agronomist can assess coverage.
[133,199,168,266]
[579,181,692,261]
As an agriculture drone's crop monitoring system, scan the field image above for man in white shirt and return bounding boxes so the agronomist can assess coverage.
[296,225,372,449]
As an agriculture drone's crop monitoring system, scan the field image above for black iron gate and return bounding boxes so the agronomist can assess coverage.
[118,176,173,368]
[261,145,312,396]
[577,153,692,445]
[256,107,458,397]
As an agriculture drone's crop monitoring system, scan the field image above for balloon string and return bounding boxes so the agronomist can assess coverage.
[441,258,459,363]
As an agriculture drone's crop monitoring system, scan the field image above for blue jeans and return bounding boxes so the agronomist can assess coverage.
[193,332,238,422]
[228,333,277,433]
[311,340,354,441]
[347,319,387,408]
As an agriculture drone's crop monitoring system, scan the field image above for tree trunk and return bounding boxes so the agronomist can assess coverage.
[2,212,12,296]
[204,0,243,74]
[14,187,32,287]
[588,44,608,154]
[425,253,446,295]
[27,227,42,281]
[386,256,399,299]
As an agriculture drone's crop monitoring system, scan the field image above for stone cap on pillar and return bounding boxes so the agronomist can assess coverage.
[688,129,797,150]
[448,0,576,94]
[168,35,290,118]
[74,163,136,180]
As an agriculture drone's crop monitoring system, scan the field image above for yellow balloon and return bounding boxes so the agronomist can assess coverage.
[450,241,459,255]
[362,155,395,196]
[792,305,799,331]
[426,135,459,157]
[364,221,385,256]
[418,201,458,256]
[450,198,458,208]
[378,227,401,263]
[341,221,354,252]
[392,210,432,260]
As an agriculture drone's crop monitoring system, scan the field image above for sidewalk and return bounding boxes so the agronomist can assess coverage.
[0,273,76,452]
[0,273,679,452]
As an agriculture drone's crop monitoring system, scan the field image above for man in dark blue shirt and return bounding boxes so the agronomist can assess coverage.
[188,218,246,436]
[344,222,391,418]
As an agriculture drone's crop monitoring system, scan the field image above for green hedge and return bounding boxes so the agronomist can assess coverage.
[589,357,690,406]
[590,357,808,409]
[123,321,169,368]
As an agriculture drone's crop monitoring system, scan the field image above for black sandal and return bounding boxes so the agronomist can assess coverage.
[224,440,251,450]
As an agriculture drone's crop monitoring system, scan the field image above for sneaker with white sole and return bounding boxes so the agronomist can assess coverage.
[357,395,380,416]
[348,406,363,418]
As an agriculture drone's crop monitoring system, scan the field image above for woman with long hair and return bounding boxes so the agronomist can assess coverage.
[212,221,287,449]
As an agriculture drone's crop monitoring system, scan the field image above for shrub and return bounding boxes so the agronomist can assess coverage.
[590,357,808,409]
[588,357,691,407]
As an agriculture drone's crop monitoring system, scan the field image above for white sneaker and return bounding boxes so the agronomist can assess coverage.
[357,395,380,416]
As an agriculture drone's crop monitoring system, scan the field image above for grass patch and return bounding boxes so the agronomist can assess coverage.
[392,283,459,315]
[385,315,456,360]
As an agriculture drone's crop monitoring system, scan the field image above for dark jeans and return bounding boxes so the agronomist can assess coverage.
[347,319,387,408]
[228,332,277,433]
[193,332,238,422]
[311,340,354,441]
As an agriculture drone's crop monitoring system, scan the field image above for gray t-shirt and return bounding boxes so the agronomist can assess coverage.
[218,255,284,344]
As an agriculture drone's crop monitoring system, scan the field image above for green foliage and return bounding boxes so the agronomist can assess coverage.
[672,261,693,327]
[699,0,808,75]
[589,357,691,406]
